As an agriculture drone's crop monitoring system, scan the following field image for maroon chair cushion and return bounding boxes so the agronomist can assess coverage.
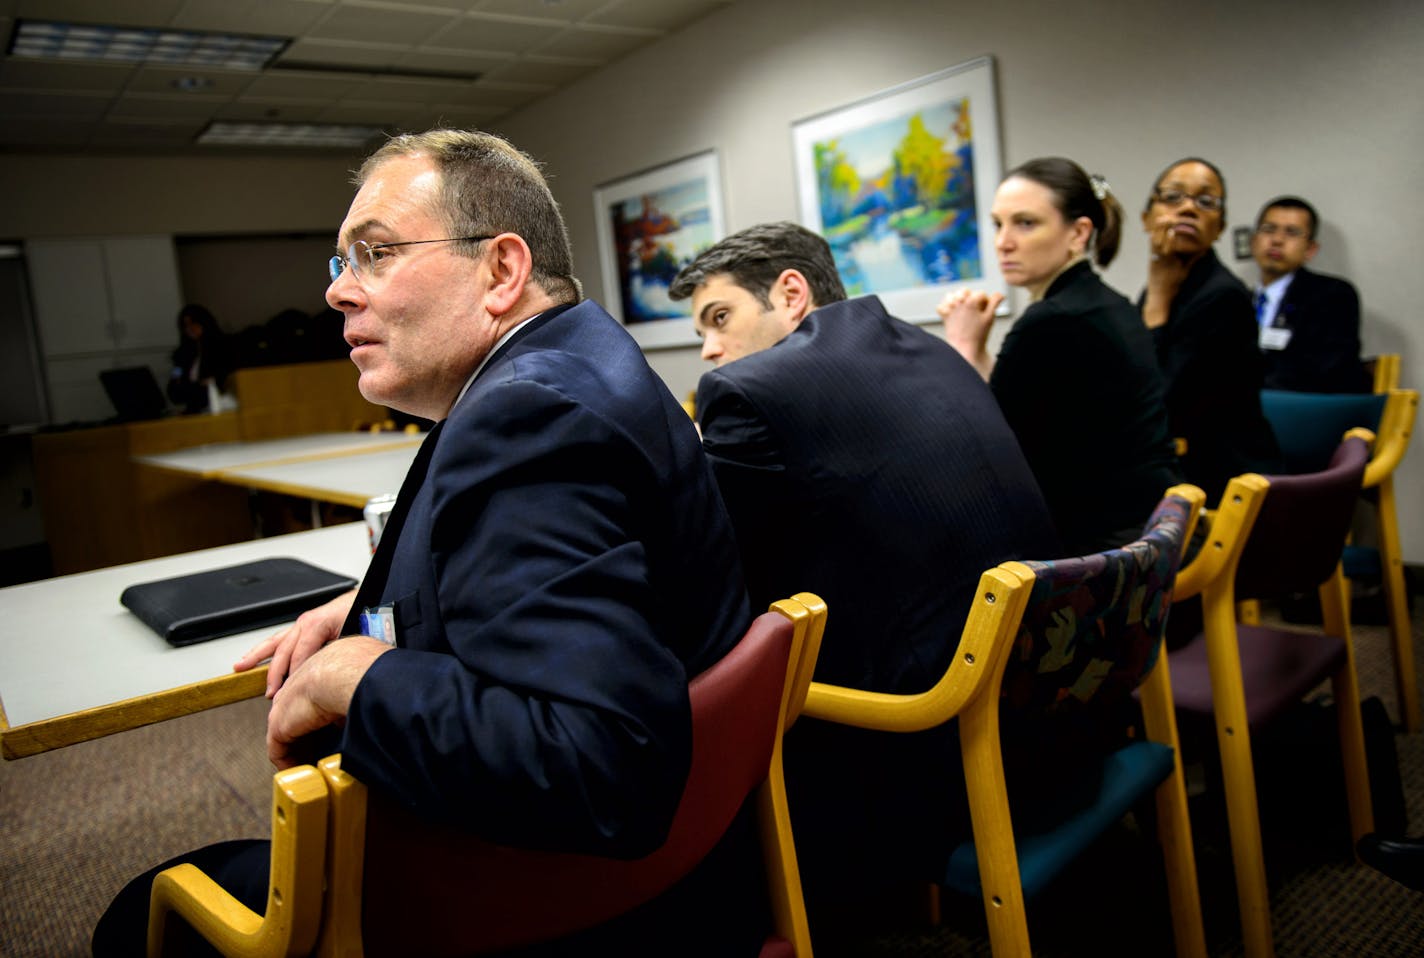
[1169,435,1369,731]
[1167,623,1347,727]
[1234,437,1369,601]
[361,611,794,956]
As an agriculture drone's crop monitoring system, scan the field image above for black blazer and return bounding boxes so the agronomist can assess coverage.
[1262,266,1370,393]
[992,261,1182,555]
[1146,250,1282,501]
[696,295,1060,898]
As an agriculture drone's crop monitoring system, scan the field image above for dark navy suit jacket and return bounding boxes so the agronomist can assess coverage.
[696,295,1060,900]
[334,300,757,952]
[1262,266,1370,393]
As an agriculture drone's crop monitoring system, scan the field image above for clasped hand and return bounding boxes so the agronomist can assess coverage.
[937,288,1004,380]
[234,588,392,768]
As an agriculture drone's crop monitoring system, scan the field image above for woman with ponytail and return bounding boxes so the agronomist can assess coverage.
[938,156,1181,555]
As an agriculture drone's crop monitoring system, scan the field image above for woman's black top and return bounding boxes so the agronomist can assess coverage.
[990,260,1182,555]
[1142,249,1281,502]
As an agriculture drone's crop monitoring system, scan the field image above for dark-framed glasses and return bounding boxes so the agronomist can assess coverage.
[328,235,497,283]
[1255,223,1309,240]
[1153,189,1223,212]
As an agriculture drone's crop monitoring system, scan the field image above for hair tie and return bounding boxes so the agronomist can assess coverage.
[1090,174,1110,201]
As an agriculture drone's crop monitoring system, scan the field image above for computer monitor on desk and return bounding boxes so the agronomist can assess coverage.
[99,366,169,422]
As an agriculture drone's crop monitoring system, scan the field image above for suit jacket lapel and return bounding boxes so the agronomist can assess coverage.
[342,420,445,635]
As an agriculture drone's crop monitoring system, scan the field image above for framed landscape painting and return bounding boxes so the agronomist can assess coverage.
[791,57,1006,321]
[593,150,725,349]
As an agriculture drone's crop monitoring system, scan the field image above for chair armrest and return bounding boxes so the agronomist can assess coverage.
[147,764,329,958]
[1361,391,1418,489]
[801,566,1030,732]
[1172,475,1269,601]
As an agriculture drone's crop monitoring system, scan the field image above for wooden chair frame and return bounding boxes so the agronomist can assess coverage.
[1360,389,1419,731]
[801,486,1208,958]
[147,595,827,958]
[1172,433,1378,958]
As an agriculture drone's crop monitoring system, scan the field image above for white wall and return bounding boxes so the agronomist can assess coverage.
[494,0,1424,561]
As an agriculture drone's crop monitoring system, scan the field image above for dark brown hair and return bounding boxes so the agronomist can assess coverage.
[1006,157,1124,268]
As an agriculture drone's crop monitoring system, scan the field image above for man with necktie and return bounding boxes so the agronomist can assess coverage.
[1251,196,1370,393]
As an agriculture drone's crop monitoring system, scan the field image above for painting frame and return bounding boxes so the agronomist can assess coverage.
[790,56,1006,322]
[593,150,726,350]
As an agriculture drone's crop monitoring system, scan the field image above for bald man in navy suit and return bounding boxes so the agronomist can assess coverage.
[1252,196,1370,393]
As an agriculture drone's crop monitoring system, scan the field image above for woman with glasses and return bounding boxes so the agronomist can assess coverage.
[1139,157,1279,501]
[938,157,1181,555]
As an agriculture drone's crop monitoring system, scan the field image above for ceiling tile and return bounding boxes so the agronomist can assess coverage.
[306,4,454,46]
[0,89,112,117]
[482,57,590,86]
[126,64,257,96]
[0,116,95,148]
[109,91,230,118]
[395,46,511,75]
[586,0,727,32]
[217,98,331,123]
[280,37,413,72]
[453,79,547,109]
[14,0,186,28]
[473,0,610,21]
[91,116,207,144]
[0,0,732,152]
[0,57,136,93]
[422,103,508,128]
[533,26,646,61]
[350,74,479,102]
[433,14,559,54]
[243,69,355,100]
[169,0,334,36]
[314,98,413,125]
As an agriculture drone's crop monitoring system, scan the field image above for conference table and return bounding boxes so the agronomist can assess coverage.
[0,522,370,760]
[137,429,422,515]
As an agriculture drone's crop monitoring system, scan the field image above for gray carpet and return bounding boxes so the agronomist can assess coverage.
[2,600,1421,957]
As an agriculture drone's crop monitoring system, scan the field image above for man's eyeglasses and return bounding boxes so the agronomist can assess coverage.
[1152,189,1224,213]
[328,235,497,284]
[1255,223,1309,240]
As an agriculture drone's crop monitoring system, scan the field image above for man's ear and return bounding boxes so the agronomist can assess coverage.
[1304,240,1320,263]
[775,268,815,324]
[481,233,534,317]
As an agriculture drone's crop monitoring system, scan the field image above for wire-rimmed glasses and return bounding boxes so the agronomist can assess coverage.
[1152,189,1224,213]
[327,235,497,284]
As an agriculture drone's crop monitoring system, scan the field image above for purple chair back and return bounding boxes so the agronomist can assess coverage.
[1234,435,1369,602]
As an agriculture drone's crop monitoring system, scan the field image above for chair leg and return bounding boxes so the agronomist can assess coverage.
[1321,566,1376,846]
[1376,480,1420,732]
[1138,657,1208,958]
[959,700,1032,958]
[1202,590,1276,958]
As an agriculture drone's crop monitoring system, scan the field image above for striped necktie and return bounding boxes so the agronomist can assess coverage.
[1254,289,1269,327]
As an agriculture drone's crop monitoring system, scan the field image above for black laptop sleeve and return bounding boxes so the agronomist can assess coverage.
[120,557,358,647]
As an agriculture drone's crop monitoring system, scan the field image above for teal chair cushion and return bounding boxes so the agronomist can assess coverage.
[942,493,1193,902]
[1260,389,1386,475]
[943,741,1175,900]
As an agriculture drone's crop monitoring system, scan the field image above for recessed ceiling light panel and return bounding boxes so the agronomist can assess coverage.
[196,121,383,149]
[8,19,288,71]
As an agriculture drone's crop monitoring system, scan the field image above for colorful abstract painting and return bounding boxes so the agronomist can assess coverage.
[793,58,1005,321]
[594,151,724,349]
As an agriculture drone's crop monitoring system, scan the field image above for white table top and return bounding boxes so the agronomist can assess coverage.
[0,522,370,757]
[136,431,423,478]
[216,445,418,508]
